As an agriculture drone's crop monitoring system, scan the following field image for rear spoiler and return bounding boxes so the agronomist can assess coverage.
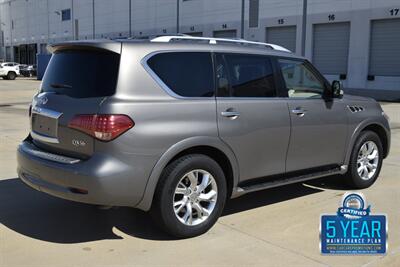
[48,39,122,54]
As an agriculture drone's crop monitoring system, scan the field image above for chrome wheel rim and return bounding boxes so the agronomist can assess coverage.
[173,169,218,226]
[357,141,379,180]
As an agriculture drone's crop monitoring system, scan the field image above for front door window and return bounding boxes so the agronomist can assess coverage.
[278,59,326,99]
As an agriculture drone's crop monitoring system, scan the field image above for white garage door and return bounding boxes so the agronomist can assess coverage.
[213,30,237,38]
[369,18,400,76]
[266,26,296,53]
[312,22,350,75]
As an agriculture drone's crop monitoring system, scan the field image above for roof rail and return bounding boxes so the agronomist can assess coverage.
[150,35,291,53]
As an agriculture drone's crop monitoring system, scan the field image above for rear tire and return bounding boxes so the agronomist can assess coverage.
[7,72,16,80]
[344,131,383,189]
[151,154,227,238]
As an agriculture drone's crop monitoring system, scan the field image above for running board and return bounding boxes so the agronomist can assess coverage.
[236,166,346,195]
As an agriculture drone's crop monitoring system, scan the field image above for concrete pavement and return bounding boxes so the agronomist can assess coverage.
[0,79,400,267]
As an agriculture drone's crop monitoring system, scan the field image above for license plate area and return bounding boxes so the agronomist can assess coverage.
[32,113,58,137]
[31,107,63,142]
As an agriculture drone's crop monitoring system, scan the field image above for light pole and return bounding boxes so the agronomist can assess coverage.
[176,0,180,34]
[301,0,307,56]
[0,10,3,60]
[129,0,132,37]
[0,22,4,60]
[92,0,95,39]
[46,0,50,42]
[71,0,74,40]
[240,0,245,39]
[9,1,12,60]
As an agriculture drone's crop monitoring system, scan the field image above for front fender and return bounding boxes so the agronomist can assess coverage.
[135,136,239,211]
[344,117,391,166]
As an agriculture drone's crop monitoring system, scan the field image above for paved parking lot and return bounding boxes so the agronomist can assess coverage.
[0,79,399,267]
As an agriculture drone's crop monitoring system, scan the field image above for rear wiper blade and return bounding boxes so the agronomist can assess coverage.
[50,83,72,89]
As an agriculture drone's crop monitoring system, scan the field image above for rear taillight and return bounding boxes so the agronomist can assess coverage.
[68,114,134,141]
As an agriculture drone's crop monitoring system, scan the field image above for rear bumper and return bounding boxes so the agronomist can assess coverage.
[17,140,148,207]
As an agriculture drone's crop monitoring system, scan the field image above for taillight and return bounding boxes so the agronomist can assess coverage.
[68,114,134,141]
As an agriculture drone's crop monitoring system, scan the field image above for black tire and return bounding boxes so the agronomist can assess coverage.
[344,131,383,189]
[7,72,16,80]
[151,154,227,238]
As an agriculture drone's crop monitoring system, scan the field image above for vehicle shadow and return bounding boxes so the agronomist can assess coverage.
[0,176,345,243]
[304,174,349,191]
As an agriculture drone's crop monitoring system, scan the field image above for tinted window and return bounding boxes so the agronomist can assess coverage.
[61,9,71,21]
[216,53,276,97]
[41,50,120,98]
[147,52,214,97]
[278,59,325,98]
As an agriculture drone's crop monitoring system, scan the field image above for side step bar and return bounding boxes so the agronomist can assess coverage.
[236,166,346,196]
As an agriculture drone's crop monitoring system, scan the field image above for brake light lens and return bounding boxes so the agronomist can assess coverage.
[68,114,134,141]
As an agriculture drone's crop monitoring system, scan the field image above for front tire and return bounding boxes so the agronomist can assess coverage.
[151,154,227,238]
[7,72,16,80]
[345,131,383,189]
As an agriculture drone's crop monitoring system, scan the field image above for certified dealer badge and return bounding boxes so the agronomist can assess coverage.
[320,192,387,255]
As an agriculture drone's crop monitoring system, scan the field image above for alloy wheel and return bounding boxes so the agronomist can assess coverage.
[357,141,379,180]
[173,169,218,226]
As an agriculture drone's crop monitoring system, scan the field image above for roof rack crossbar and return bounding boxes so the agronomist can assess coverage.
[150,35,291,53]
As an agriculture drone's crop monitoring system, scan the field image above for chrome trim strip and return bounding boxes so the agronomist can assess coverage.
[20,142,80,164]
[30,131,60,144]
[31,106,63,119]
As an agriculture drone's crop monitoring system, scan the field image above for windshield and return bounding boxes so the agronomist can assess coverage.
[41,50,120,98]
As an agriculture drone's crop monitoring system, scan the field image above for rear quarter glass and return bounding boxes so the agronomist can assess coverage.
[41,50,120,98]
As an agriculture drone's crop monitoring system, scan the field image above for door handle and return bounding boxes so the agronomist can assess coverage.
[291,108,307,117]
[221,111,240,119]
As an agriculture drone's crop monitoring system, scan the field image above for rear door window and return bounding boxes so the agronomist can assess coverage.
[41,50,120,98]
[147,52,214,97]
[216,53,277,97]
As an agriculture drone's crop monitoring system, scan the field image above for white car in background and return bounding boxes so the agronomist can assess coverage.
[0,62,20,80]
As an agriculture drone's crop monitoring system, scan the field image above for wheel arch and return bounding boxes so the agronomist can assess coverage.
[361,124,389,158]
[135,137,239,211]
[345,121,390,166]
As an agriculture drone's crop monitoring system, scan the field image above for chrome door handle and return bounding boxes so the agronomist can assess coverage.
[221,111,240,119]
[291,108,307,117]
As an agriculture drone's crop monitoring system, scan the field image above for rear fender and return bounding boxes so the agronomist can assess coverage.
[135,136,239,211]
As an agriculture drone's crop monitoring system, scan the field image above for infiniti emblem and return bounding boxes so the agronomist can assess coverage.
[37,96,48,105]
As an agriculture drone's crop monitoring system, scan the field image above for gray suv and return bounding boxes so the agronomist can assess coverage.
[17,36,391,238]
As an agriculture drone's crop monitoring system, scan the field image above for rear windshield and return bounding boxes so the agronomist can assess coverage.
[41,50,120,98]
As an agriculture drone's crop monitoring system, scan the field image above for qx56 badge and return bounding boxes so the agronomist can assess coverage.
[72,139,86,147]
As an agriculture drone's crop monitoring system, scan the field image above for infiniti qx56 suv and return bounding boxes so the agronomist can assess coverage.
[17,36,390,237]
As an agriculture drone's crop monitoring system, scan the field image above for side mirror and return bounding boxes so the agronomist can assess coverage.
[332,80,344,98]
